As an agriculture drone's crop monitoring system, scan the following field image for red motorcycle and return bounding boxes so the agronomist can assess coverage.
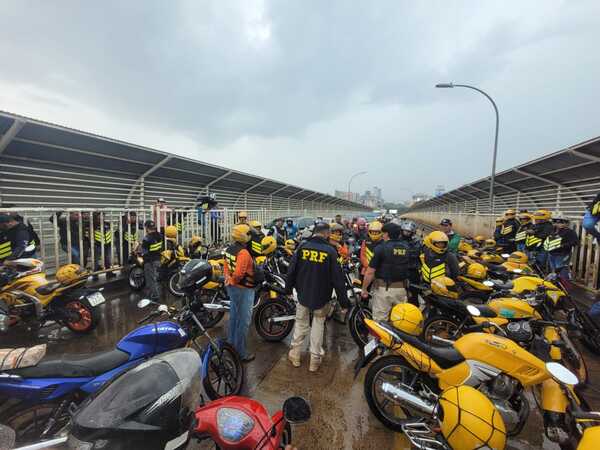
[192,395,311,449]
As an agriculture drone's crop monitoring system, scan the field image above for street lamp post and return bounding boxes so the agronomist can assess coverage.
[347,171,367,202]
[435,82,499,214]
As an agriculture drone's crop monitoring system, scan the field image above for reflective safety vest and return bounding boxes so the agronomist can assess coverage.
[224,243,255,288]
[419,253,446,283]
[0,239,11,259]
[94,230,113,245]
[593,200,600,216]
[149,241,163,252]
[123,231,138,242]
[525,235,542,248]
[364,241,380,265]
[515,228,528,242]
[543,236,563,252]
[501,225,514,235]
[250,239,262,256]
[175,222,183,232]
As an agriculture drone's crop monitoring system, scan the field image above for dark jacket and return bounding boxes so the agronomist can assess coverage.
[419,248,460,282]
[0,222,34,261]
[525,221,554,250]
[369,239,412,284]
[544,227,579,256]
[286,236,349,310]
[141,232,163,262]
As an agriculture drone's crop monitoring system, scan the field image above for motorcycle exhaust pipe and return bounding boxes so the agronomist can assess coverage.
[270,315,295,323]
[203,304,228,311]
[380,382,436,416]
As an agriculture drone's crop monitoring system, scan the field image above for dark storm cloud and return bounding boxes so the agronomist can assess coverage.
[0,1,599,201]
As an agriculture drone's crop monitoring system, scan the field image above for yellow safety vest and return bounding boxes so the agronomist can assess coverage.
[515,229,528,242]
[175,222,183,232]
[525,235,542,248]
[0,240,11,259]
[94,230,113,245]
[250,240,262,256]
[543,237,563,252]
[365,247,374,264]
[419,254,446,283]
[593,200,600,216]
[501,225,513,235]
[124,231,138,242]
[149,241,163,252]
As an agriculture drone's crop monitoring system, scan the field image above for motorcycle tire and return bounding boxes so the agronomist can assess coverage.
[199,309,225,329]
[280,422,292,447]
[364,355,429,432]
[128,266,145,291]
[168,272,185,297]
[203,342,244,400]
[254,299,294,342]
[348,305,372,348]
[61,297,100,334]
[0,402,69,446]
[422,315,462,343]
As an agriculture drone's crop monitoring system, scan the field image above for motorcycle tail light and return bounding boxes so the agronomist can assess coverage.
[217,407,255,442]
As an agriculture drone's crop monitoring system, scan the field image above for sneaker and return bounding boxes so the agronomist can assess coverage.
[241,353,255,363]
[309,356,322,372]
[288,350,301,368]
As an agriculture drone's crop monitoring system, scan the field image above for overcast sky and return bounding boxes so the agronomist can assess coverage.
[1,1,598,202]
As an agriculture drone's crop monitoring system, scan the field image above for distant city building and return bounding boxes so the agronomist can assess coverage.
[435,185,445,197]
[411,193,430,205]
[334,186,384,208]
[334,190,361,203]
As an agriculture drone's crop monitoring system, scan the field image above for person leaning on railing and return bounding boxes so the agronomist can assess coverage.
[0,213,37,262]
[49,211,88,266]
[543,212,579,285]
[583,192,600,244]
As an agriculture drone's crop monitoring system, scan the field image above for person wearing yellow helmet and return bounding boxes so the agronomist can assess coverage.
[525,209,554,267]
[515,211,533,252]
[544,212,579,283]
[247,220,265,257]
[236,211,248,225]
[329,223,349,263]
[495,209,519,253]
[361,223,416,322]
[359,221,383,275]
[419,231,459,284]
[583,191,600,243]
[224,224,256,363]
[260,236,277,256]
[283,239,296,256]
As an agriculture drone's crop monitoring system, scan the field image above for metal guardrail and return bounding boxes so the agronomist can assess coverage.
[3,207,360,274]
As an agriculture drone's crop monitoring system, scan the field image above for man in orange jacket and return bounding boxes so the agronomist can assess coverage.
[224,224,256,362]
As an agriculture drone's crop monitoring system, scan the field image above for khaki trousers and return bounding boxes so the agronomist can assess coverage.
[372,286,407,322]
[289,303,330,358]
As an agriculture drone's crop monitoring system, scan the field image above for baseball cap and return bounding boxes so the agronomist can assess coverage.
[144,220,157,229]
[313,221,331,233]
[157,197,165,203]
[440,218,452,226]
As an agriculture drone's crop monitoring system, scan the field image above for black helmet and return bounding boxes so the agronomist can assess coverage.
[179,259,213,291]
[68,348,201,450]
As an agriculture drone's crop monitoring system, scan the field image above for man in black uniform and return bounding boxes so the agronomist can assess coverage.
[140,220,163,301]
[120,211,140,266]
[496,209,520,253]
[361,222,414,322]
[525,209,554,269]
[399,220,421,306]
[0,214,36,261]
[286,222,349,372]
[544,213,579,284]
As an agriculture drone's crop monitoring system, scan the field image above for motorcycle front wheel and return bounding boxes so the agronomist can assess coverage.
[128,266,145,291]
[422,315,462,343]
[203,342,244,400]
[348,305,372,348]
[254,299,294,342]
[60,298,100,334]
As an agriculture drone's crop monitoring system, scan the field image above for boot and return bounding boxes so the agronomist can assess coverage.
[309,355,322,372]
[288,348,301,368]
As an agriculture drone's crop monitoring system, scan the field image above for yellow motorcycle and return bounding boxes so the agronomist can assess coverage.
[0,260,103,334]
[356,304,586,447]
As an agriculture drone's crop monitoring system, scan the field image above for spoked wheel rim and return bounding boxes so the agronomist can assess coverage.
[207,347,242,397]
[423,319,460,343]
[257,302,290,338]
[64,301,92,331]
[371,362,422,425]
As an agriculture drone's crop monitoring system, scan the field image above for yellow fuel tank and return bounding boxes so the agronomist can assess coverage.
[458,276,493,292]
[453,332,548,386]
[487,298,541,319]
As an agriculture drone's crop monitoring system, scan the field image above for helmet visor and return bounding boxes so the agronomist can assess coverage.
[433,240,448,250]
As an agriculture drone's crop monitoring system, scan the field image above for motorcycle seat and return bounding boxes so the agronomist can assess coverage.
[378,322,465,369]
[4,349,130,378]
[35,282,62,295]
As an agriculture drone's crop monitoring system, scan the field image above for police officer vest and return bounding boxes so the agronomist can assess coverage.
[123,231,138,242]
[543,236,563,252]
[419,252,447,283]
[224,242,256,288]
[376,240,409,284]
[514,225,530,242]
[525,234,542,249]
[94,228,113,245]
[0,237,11,260]
[500,224,514,235]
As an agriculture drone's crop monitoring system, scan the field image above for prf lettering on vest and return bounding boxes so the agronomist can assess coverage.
[393,248,406,256]
[301,249,328,263]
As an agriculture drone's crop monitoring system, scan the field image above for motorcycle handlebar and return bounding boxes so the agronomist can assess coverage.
[137,310,161,324]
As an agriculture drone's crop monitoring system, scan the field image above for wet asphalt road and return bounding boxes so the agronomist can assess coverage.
[4,278,600,449]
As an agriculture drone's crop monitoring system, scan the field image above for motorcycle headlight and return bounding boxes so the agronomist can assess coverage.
[217,407,255,443]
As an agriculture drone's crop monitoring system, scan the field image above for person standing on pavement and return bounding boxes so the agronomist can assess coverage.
[286,222,349,372]
[496,209,519,253]
[399,220,422,307]
[0,214,36,261]
[515,212,533,252]
[140,220,163,302]
[360,221,383,277]
[361,222,412,322]
[224,224,256,363]
[583,192,600,243]
[439,219,461,254]
[543,212,579,285]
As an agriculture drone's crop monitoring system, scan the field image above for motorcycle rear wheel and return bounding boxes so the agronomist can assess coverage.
[422,315,461,343]
[364,355,432,431]
[348,305,372,348]
[203,342,244,400]
[254,299,294,342]
[61,298,100,334]
[128,266,145,291]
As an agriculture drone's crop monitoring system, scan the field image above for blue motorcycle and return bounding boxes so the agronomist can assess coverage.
[0,298,243,446]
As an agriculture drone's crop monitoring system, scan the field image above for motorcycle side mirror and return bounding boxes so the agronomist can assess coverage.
[137,299,154,309]
[546,362,579,386]
[466,305,481,317]
[501,253,510,259]
[282,396,311,424]
[483,280,495,287]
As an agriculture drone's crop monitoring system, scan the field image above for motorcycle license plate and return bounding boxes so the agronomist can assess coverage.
[364,338,378,357]
[87,292,106,307]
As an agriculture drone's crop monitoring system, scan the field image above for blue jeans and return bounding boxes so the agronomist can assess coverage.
[516,242,526,252]
[583,210,600,241]
[549,253,571,280]
[226,285,254,359]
